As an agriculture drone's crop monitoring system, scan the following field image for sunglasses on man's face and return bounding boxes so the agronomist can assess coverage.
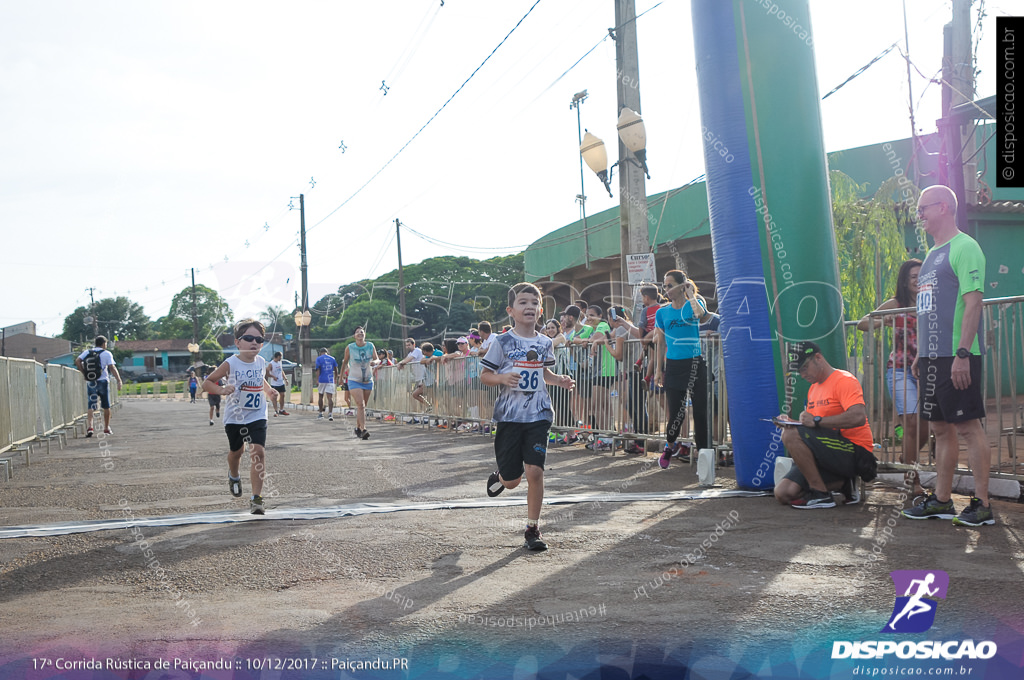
[238,335,265,344]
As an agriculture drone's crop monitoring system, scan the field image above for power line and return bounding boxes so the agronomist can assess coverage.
[307,0,544,235]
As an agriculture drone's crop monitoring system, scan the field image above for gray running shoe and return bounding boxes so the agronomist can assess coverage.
[524,526,548,551]
[901,493,955,520]
[952,497,995,526]
[250,494,265,515]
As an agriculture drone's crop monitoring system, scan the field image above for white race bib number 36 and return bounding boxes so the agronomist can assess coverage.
[511,360,543,392]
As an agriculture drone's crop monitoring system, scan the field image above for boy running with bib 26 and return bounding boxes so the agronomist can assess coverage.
[203,319,276,515]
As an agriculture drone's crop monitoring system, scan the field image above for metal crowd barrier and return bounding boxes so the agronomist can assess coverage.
[855,295,1024,482]
[0,358,91,479]
[367,335,731,451]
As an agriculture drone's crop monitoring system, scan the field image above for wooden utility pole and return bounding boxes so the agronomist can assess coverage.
[614,0,650,306]
[396,218,408,342]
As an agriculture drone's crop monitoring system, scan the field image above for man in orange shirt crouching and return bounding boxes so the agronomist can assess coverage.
[774,341,878,509]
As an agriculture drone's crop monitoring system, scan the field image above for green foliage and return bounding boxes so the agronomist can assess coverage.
[306,253,525,344]
[166,284,233,342]
[152,316,193,340]
[110,347,133,365]
[831,171,917,322]
[61,297,151,343]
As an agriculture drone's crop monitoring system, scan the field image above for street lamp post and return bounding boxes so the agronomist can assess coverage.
[570,90,592,269]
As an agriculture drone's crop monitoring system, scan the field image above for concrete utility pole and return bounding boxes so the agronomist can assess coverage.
[614,0,650,305]
[944,0,975,229]
[396,218,408,342]
[86,287,99,337]
[299,193,310,369]
[190,268,199,351]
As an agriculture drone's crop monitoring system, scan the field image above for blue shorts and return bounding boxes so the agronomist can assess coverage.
[347,380,373,391]
[886,368,918,415]
[87,380,111,410]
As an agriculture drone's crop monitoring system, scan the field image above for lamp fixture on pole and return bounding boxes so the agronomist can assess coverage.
[581,131,612,197]
[580,108,650,197]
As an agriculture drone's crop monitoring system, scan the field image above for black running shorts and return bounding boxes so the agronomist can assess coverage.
[917,356,985,423]
[782,426,863,491]
[225,420,267,452]
[494,420,550,482]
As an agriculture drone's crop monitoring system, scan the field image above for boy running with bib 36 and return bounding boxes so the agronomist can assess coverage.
[481,283,575,551]
[203,319,276,515]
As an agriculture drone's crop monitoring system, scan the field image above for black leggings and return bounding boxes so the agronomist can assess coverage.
[664,357,709,450]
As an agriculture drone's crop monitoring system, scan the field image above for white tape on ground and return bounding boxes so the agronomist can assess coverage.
[0,489,771,539]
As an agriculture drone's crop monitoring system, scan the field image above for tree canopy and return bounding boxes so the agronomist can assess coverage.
[831,171,917,323]
[306,253,525,348]
[159,284,234,341]
[61,297,151,343]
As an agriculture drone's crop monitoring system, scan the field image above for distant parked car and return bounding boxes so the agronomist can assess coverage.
[136,372,162,383]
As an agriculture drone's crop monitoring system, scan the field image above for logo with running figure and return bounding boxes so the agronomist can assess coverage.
[882,570,949,634]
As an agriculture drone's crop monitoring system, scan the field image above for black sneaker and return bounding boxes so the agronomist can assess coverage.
[229,476,242,497]
[524,526,548,551]
[952,497,995,526]
[841,477,861,505]
[250,495,265,515]
[486,471,504,497]
[360,429,370,440]
[354,427,363,438]
[792,488,836,509]
[86,428,94,438]
[901,493,955,520]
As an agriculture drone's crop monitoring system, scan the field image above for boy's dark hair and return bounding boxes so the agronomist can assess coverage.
[233,319,265,338]
[640,285,658,301]
[94,336,108,347]
[318,347,328,355]
[478,321,492,334]
[562,305,581,321]
[405,337,416,345]
[573,299,588,309]
[507,282,542,308]
[273,351,283,359]
[421,342,434,355]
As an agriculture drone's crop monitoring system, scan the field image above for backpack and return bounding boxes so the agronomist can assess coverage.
[82,349,104,382]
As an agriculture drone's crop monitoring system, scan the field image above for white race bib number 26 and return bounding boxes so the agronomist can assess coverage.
[511,360,543,392]
[240,387,263,411]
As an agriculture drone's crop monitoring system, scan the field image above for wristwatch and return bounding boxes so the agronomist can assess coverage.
[813,416,822,428]
[956,347,971,359]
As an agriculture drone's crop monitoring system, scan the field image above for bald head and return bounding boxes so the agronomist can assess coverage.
[917,185,959,241]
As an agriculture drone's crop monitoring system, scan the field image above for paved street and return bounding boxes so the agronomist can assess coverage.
[1,400,1022,679]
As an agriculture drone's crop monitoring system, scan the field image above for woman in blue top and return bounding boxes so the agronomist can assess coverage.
[341,326,377,440]
[653,269,713,469]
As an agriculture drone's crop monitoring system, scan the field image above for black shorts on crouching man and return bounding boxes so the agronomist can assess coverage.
[783,426,876,490]
[494,420,551,482]
[225,421,268,452]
